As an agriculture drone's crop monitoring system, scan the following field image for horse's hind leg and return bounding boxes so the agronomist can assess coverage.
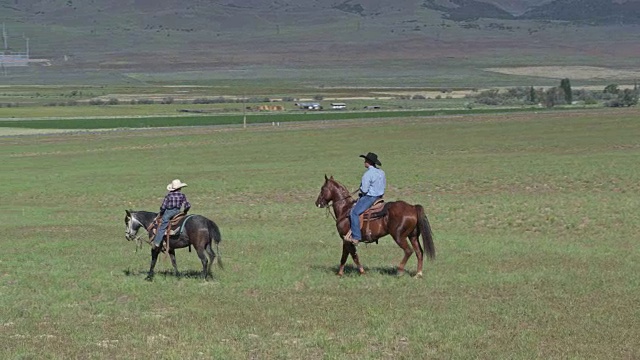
[394,234,414,277]
[205,243,216,277]
[196,248,209,280]
[409,234,424,278]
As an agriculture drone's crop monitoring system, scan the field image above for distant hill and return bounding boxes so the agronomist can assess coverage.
[422,0,516,21]
[424,0,640,23]
[1,0,639,79]
[520,0,640,24]
[2,0,638,25]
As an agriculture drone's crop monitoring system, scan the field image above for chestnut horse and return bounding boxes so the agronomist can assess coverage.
[315,175,435,277]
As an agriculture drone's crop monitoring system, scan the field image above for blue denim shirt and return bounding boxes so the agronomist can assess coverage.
[360,166,386,197]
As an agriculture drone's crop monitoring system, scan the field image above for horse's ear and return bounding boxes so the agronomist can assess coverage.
[330,175,334,180]
[125,209,131,216]
[324,174,328,181]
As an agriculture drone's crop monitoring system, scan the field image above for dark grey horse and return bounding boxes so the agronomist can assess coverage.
[124,210,222,281]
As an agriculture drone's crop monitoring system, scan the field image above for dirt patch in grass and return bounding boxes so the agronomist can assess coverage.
[0,128,78,136]
[372,90,471,99]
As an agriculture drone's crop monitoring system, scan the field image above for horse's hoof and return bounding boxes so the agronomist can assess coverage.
[145,276,153,282]
[397,270,405,277]
[336,272,344,277]
[358,269,365,275]
[413,272,423,279]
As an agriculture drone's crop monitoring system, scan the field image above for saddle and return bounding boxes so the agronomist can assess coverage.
[346,199,388,244]
[147,213,190,239]
[360,199,386,223]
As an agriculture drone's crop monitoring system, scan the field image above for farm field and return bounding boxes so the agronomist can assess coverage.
[1,108,639,358]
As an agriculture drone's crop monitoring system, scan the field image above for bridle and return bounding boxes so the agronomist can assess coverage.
[321,188,359,221]
[125,213,152,251]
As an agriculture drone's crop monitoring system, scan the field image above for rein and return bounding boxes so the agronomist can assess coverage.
[126,214,153,252]
[325,188,359,221]
[133,234,152,252]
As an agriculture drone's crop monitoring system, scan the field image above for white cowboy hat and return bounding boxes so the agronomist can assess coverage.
[167,179,187,191]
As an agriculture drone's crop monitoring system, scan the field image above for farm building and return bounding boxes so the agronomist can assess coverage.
[0,53,28,67]
[1,24,29,67]
[331,102,346,110]
[295,102,322,110]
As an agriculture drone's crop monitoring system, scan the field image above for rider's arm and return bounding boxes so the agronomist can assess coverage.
[159,194,169,214]
[360,171,372,195]
[183,195,191,212]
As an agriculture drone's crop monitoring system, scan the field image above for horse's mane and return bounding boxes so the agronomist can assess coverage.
[129,210,158,224]
[327,177,351,198]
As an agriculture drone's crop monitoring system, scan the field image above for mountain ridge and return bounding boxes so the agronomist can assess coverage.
[1,0,639,76]
[3,0,639,24]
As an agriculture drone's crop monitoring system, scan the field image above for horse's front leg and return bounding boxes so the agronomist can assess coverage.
[337,242,349,276]
[146,247,161,281]
[169,249,179,277]
[338,242,365,276]
[350,244,365,275]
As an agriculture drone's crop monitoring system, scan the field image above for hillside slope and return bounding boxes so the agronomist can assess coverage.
[521,0,640,23]
[1,0,639,81]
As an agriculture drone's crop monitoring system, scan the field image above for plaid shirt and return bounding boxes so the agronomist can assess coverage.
[160,191,191,212]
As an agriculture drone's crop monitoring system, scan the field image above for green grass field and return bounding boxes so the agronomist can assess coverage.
[0,107,569,131]
[2,108,639,358]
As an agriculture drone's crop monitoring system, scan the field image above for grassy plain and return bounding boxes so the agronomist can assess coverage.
[1,108,639,359]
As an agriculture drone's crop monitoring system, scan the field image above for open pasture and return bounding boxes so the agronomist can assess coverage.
[1,108,639,358]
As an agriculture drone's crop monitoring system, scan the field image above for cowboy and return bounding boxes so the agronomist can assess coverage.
[345,152,386,245]
[152,179,191,250]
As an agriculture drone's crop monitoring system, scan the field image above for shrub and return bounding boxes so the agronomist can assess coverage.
[247,97,270,103]
[618,89,638,107]
[604,84,619,94]
[584,98,599,105]
[605,99,622,107]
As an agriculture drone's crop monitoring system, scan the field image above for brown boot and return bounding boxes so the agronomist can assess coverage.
[343,234,360,246]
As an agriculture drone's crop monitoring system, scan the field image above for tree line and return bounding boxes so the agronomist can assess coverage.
[470,79,639,108]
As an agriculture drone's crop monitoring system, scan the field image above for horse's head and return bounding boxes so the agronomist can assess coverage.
[315,175,345,208]
[124,209,143,241]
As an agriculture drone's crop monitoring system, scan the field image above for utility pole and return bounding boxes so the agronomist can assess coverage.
[243,93,247,128]
[2,23,7,51]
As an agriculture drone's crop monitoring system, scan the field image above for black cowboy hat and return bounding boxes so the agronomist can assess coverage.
[360,152,382,166]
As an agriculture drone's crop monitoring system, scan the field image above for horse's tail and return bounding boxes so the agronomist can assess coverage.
[416,204,435,260]
[207,219,224,269]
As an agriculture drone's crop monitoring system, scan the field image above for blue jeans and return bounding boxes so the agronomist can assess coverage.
[350,195,380,241]
[153,208,181,246]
